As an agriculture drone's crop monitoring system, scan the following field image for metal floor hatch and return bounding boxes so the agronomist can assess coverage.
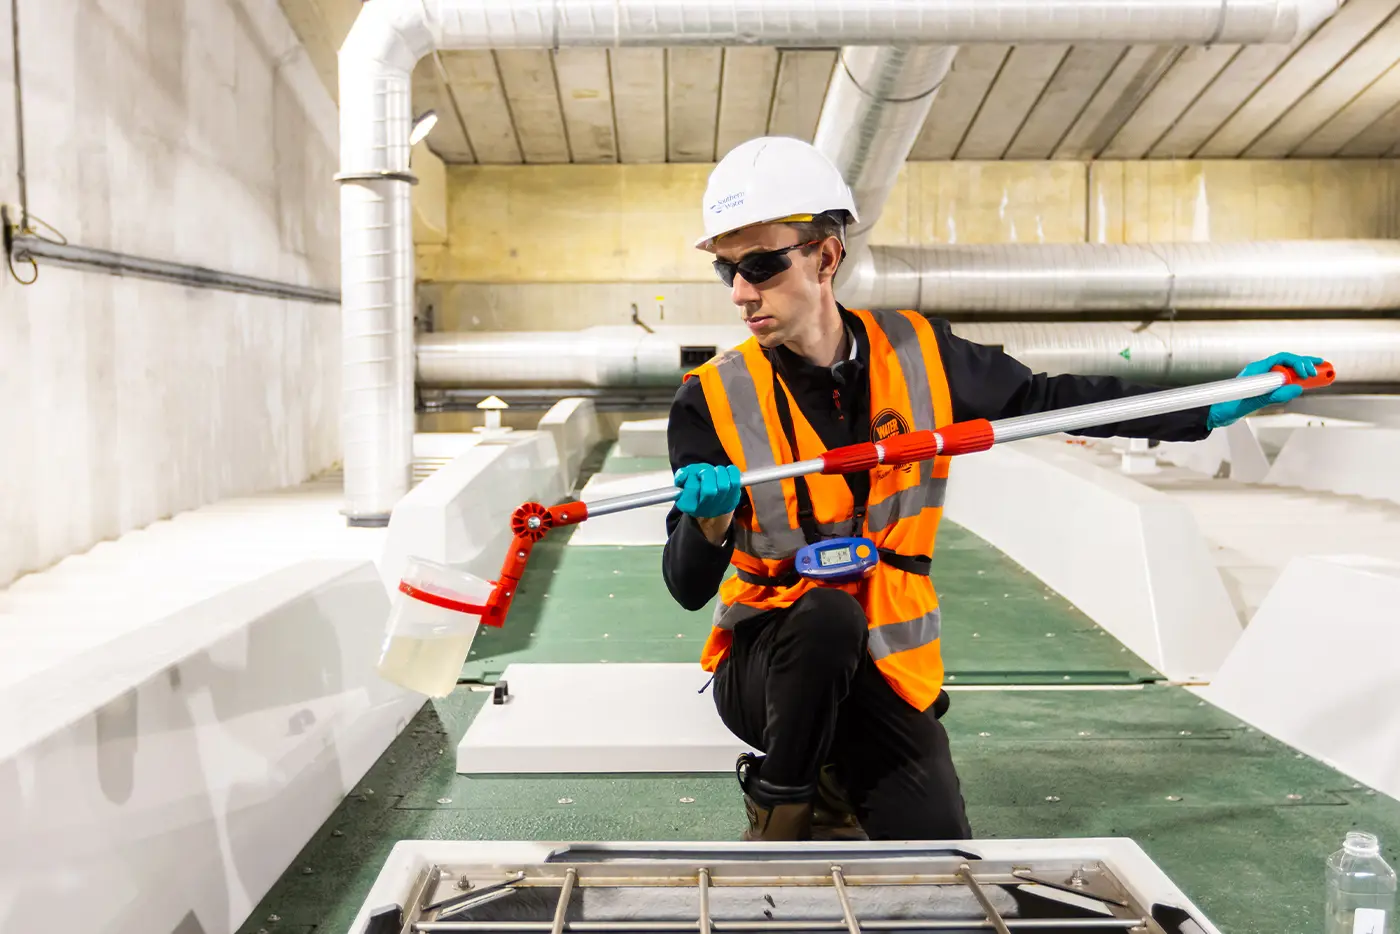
[352,840,1219,934]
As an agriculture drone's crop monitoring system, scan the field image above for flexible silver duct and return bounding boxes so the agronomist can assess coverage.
[418,321,1400,389]
[815,45,958,258]
[838,240,1400,313]
[339,0,1340,522]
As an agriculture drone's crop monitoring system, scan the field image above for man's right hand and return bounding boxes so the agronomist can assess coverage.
[674,463,742,545]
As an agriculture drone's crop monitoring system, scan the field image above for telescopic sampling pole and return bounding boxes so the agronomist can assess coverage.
[477,361,1336,627]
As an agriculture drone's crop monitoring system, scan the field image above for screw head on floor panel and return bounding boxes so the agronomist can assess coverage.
[438,798,453,805]
[1078,731,1091,737]
[972,632,980,638]
[676,633,684,638]
[268,915,281,923]
[609,593,615,598]
[1045,796,1061,802]
[558,798,574,804]
[680,797,695,803]
[1045,633,1055,637]
[1166,795,1182,802]
[1287,794,1302,801]
[979,732,991,737]
[331,829,344,837]
[1179,731,1192,736]
[302,867,313,875]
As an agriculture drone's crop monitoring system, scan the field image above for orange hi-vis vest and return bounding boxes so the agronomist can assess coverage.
[685,308,955,712]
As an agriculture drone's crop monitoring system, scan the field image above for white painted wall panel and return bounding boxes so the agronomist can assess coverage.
[1201,555,1400,805]
[0,0,340,588]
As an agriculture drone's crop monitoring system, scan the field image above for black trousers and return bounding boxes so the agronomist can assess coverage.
[713,587,972,841]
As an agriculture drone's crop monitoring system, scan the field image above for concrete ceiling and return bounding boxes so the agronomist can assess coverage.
[284,0,1400,164]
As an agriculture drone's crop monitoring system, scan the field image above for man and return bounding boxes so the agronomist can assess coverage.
[662,136,1322,843]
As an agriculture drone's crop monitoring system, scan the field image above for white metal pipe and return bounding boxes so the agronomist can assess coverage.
[417,320,1400,388]
[338,0,1340,521]
[840,240,1400,313]
[815,45,959,260]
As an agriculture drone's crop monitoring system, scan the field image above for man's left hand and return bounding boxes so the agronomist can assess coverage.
[1206,352,1325,430]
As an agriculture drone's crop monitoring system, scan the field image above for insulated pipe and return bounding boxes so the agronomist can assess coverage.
[338,0,1340,522]
[416,320,1400,388]
[814,45,958,260]
[838,240,1400,313]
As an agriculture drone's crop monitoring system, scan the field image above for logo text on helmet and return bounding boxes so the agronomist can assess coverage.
[708,192,745,214]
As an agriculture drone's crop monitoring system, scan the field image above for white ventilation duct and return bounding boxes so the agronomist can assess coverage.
[815,45,958,259]
[840,240,1400,313]
[338,0,1340,523]
[418,320,1400,389]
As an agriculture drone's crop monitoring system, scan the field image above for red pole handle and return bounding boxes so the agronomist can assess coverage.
[479,500,588,627]
[1274,360,1335,390]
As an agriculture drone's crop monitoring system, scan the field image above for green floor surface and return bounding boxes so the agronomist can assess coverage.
[598,451,672,474]
[242,686,1400,934]
[240,447,1387,934]
[461,523,1159,685]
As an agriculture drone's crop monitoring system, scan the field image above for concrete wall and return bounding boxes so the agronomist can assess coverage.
[418,159,1400,292]
[0,0,341,587]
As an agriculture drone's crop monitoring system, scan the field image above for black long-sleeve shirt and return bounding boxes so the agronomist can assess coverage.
[662,306,1212,611]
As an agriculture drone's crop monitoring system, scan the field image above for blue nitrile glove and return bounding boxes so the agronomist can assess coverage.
[1207,352,1325,429]
[674,463,743,518]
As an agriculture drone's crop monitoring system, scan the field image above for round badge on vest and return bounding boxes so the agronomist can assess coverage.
[871,408,913,475]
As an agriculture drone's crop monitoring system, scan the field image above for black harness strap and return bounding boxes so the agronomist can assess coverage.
[737,348,930,589]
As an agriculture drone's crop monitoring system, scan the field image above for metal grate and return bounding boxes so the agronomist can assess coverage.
[391,855,1166,934]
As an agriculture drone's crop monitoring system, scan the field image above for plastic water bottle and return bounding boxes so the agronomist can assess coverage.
[1327,832,1397,934]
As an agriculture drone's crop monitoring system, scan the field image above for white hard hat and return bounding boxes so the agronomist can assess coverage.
[695,136,859,251]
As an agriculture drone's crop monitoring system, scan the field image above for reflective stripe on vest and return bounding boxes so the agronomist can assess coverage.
[711,350,791,537]
[867,607,942,661]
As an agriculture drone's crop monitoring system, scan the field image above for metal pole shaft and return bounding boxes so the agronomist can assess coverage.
[580,459,823,518]
[578,371,1293,519]
[989,371,1285,445]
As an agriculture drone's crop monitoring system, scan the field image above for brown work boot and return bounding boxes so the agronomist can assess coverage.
[736,753,813,841]
[811,765,868,841]
[741,796,814,841]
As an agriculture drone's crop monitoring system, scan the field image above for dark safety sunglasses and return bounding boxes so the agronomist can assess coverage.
[712,241,820,287]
